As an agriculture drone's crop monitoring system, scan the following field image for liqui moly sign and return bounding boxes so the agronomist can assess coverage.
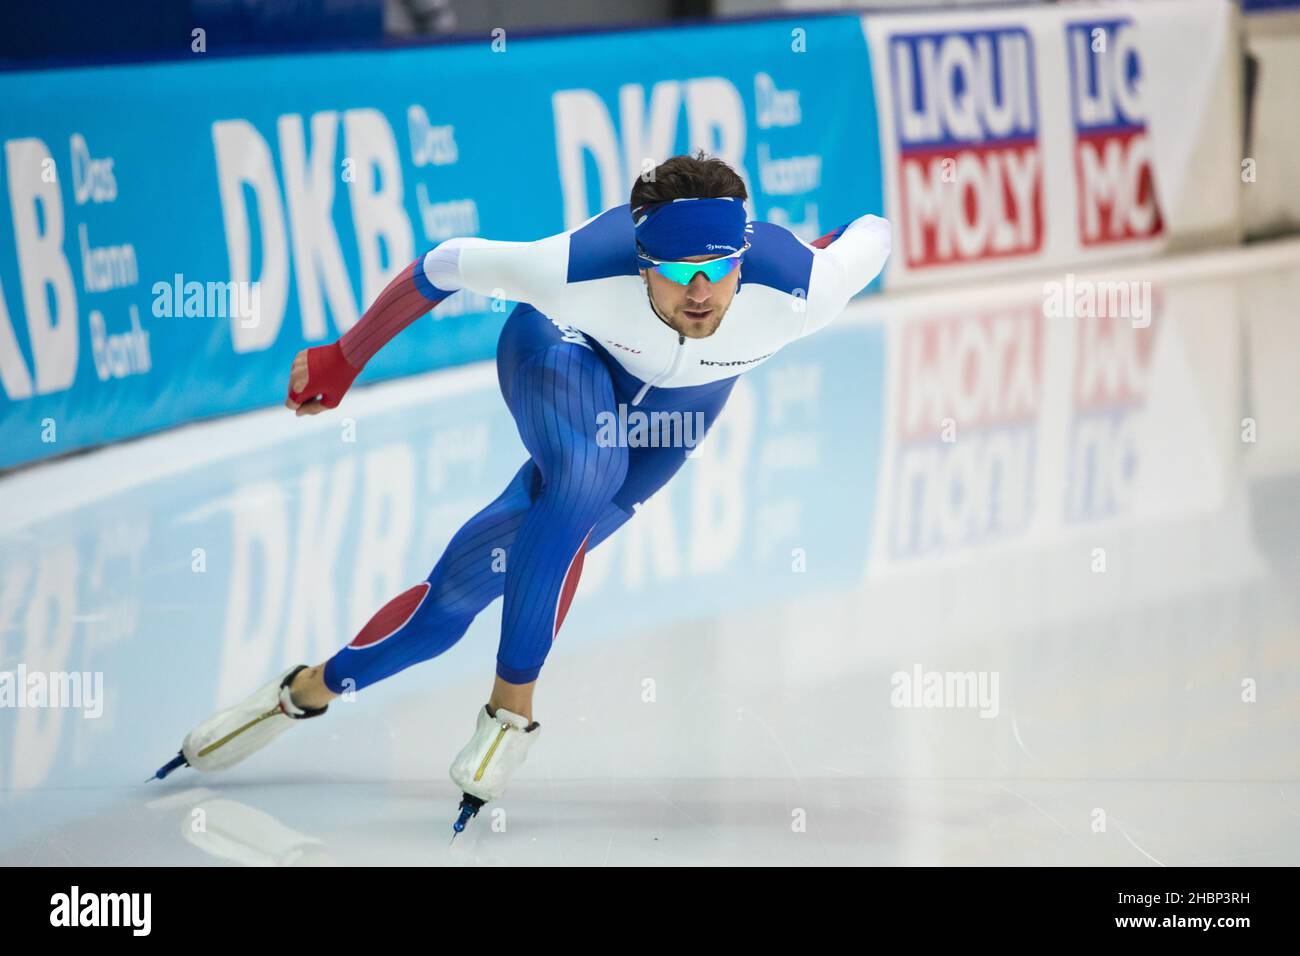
[890,28,1043,269]
[1066,19,1164,245]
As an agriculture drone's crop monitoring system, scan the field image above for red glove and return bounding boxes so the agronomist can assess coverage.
[286,342,361,410]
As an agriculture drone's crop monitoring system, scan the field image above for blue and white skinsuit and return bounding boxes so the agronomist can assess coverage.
[301,201,891,691]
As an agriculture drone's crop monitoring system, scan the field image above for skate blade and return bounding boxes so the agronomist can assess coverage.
[149,751,189,781]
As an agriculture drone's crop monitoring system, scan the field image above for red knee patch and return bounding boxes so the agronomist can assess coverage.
[350,583,430,648]
[553,532,592,640]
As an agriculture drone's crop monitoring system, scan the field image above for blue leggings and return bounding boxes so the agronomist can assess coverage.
[323,303,737,692]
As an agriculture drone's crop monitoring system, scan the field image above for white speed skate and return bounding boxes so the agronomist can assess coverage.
[150,665,328,780]
[448,704,541,836]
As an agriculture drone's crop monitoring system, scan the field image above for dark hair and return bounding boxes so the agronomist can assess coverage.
[630,149,748,210]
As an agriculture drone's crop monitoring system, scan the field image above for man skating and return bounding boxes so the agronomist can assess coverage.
[154,152,891,834]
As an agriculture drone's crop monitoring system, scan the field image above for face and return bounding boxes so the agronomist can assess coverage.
[640,253,741,339]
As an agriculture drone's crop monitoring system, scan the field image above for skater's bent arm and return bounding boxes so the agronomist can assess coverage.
[339,233,566,368]
[799,214,892,339]
[285,232,567,416]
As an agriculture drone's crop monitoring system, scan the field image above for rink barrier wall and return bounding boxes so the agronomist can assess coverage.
[0,14,886,471]
[0,1,1255,470]
[1242,1,1300,237]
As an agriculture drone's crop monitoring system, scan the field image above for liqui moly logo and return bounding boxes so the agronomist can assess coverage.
[887,306,1043,558]
[1065,309,1160,522]
[890,28,1042,268]
[1066,20,1164,245]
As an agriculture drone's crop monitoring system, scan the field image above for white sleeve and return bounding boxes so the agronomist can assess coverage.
[432,230,570,309]
[800,215,892,338]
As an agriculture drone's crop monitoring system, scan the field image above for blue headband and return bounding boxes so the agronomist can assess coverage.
[633,197,748,263]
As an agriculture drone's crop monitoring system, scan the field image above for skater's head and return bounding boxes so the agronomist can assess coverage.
[631,151,748,340]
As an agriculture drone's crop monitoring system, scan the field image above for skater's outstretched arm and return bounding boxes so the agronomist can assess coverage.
[796,214,892,339]
[284,232,568,416]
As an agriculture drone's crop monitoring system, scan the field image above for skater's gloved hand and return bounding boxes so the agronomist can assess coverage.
[285,343,360,415]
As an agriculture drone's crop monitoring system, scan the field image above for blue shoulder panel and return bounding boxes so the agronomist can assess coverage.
[567,204,640,282]
[740,221,814,296]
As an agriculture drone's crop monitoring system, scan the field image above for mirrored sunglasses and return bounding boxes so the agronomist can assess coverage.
[638,243,748,286]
